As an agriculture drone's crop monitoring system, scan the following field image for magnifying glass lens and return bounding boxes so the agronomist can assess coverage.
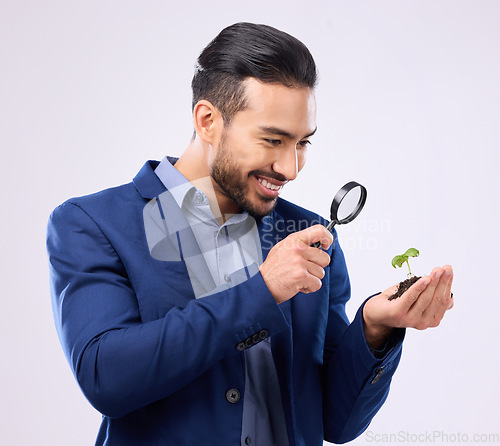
[336,186,362,222]
[311,181,367,249]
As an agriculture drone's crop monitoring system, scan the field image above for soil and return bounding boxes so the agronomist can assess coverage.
[388,275,421,300]
[388,276,454,300]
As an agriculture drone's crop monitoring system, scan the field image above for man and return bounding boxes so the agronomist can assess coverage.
[47,22,453,446]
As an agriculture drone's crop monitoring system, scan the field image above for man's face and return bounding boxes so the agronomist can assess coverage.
[210,78,317,219]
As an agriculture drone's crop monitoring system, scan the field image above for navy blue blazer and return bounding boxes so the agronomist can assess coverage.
[46,161,404,446]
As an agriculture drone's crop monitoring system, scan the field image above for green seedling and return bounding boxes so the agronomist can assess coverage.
[391,248,419,277]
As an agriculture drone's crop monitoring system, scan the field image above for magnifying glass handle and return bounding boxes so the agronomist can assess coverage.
[311,221,336,248]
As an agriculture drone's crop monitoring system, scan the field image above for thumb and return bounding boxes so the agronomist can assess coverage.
[296,224,333,250]
[399,276,430,310]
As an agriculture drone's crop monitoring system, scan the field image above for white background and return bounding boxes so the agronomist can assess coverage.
[1,1,499,445]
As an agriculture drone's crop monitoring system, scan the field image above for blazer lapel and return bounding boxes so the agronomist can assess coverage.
[133,160,166,200]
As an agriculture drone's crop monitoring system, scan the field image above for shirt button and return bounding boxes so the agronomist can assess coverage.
[193,192,204,205]
[244,436,252,445]
[225,388,240,404]
[224,274,231,283]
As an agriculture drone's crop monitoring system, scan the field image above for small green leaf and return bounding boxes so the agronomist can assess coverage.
[391,255,407,268]
[404,248,419,258]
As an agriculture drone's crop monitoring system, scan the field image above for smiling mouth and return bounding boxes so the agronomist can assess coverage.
[253,174,287,197]
[258,177,281,190]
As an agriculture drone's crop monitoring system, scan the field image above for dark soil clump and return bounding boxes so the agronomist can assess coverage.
[388,276,421,300]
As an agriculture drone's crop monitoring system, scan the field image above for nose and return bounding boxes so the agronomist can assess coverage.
[272,146,298,181]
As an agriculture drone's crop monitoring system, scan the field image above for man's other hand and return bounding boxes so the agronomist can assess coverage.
[363,265,454,349]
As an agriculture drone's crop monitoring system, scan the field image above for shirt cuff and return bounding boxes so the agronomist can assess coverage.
[367,328,405,359]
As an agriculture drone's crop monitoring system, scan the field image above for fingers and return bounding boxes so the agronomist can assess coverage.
[306,261,326,281]
[399,275,431,312]
[304,245,331,269]
[279,226,331,268]
[287,256,326,295]
[407,267,443,314]
[296,224,333,250]
[443,265,454,308]
[443,264,454,310]
[422,265,454,326]
[299,249,329,293]
[433,265,454,305]
[399,265,454,330]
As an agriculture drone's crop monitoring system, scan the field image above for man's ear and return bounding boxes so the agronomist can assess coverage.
[193,100,223,144]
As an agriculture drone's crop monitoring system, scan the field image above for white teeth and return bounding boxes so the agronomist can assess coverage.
[258,178,281,191]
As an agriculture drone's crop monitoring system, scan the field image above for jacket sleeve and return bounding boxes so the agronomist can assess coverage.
[322,234,405,444]
[47,201,289,418]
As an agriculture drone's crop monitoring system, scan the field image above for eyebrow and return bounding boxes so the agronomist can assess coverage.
[259,126,317,140]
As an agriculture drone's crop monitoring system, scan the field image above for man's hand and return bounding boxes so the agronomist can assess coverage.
[363,265,454,349]
[260,225,333,304]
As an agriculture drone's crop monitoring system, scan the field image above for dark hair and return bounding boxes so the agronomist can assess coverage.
[191,22,317,123]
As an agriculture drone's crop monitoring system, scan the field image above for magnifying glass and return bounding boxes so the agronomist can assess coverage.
[311,181,367,248]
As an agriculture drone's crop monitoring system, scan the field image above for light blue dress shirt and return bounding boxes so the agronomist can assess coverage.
[154,156,289,446]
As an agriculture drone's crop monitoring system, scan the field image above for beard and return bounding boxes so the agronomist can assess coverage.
[210,133,283,220]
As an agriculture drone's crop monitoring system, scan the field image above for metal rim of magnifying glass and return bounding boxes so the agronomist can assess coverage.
[330,181,367,225]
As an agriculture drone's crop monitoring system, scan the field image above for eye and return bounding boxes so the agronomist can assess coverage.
[297,140,311,148]
[264,139,282,146]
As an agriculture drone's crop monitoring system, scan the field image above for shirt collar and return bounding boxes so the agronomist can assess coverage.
[154,156,187,190]
[154,156,198,209]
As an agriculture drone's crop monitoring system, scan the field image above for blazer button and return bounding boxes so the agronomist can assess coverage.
[252,333,260,345]
[225,388,240,404]
[245,337,253,348]
[236,342,246,352]
[259,329,269,340]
